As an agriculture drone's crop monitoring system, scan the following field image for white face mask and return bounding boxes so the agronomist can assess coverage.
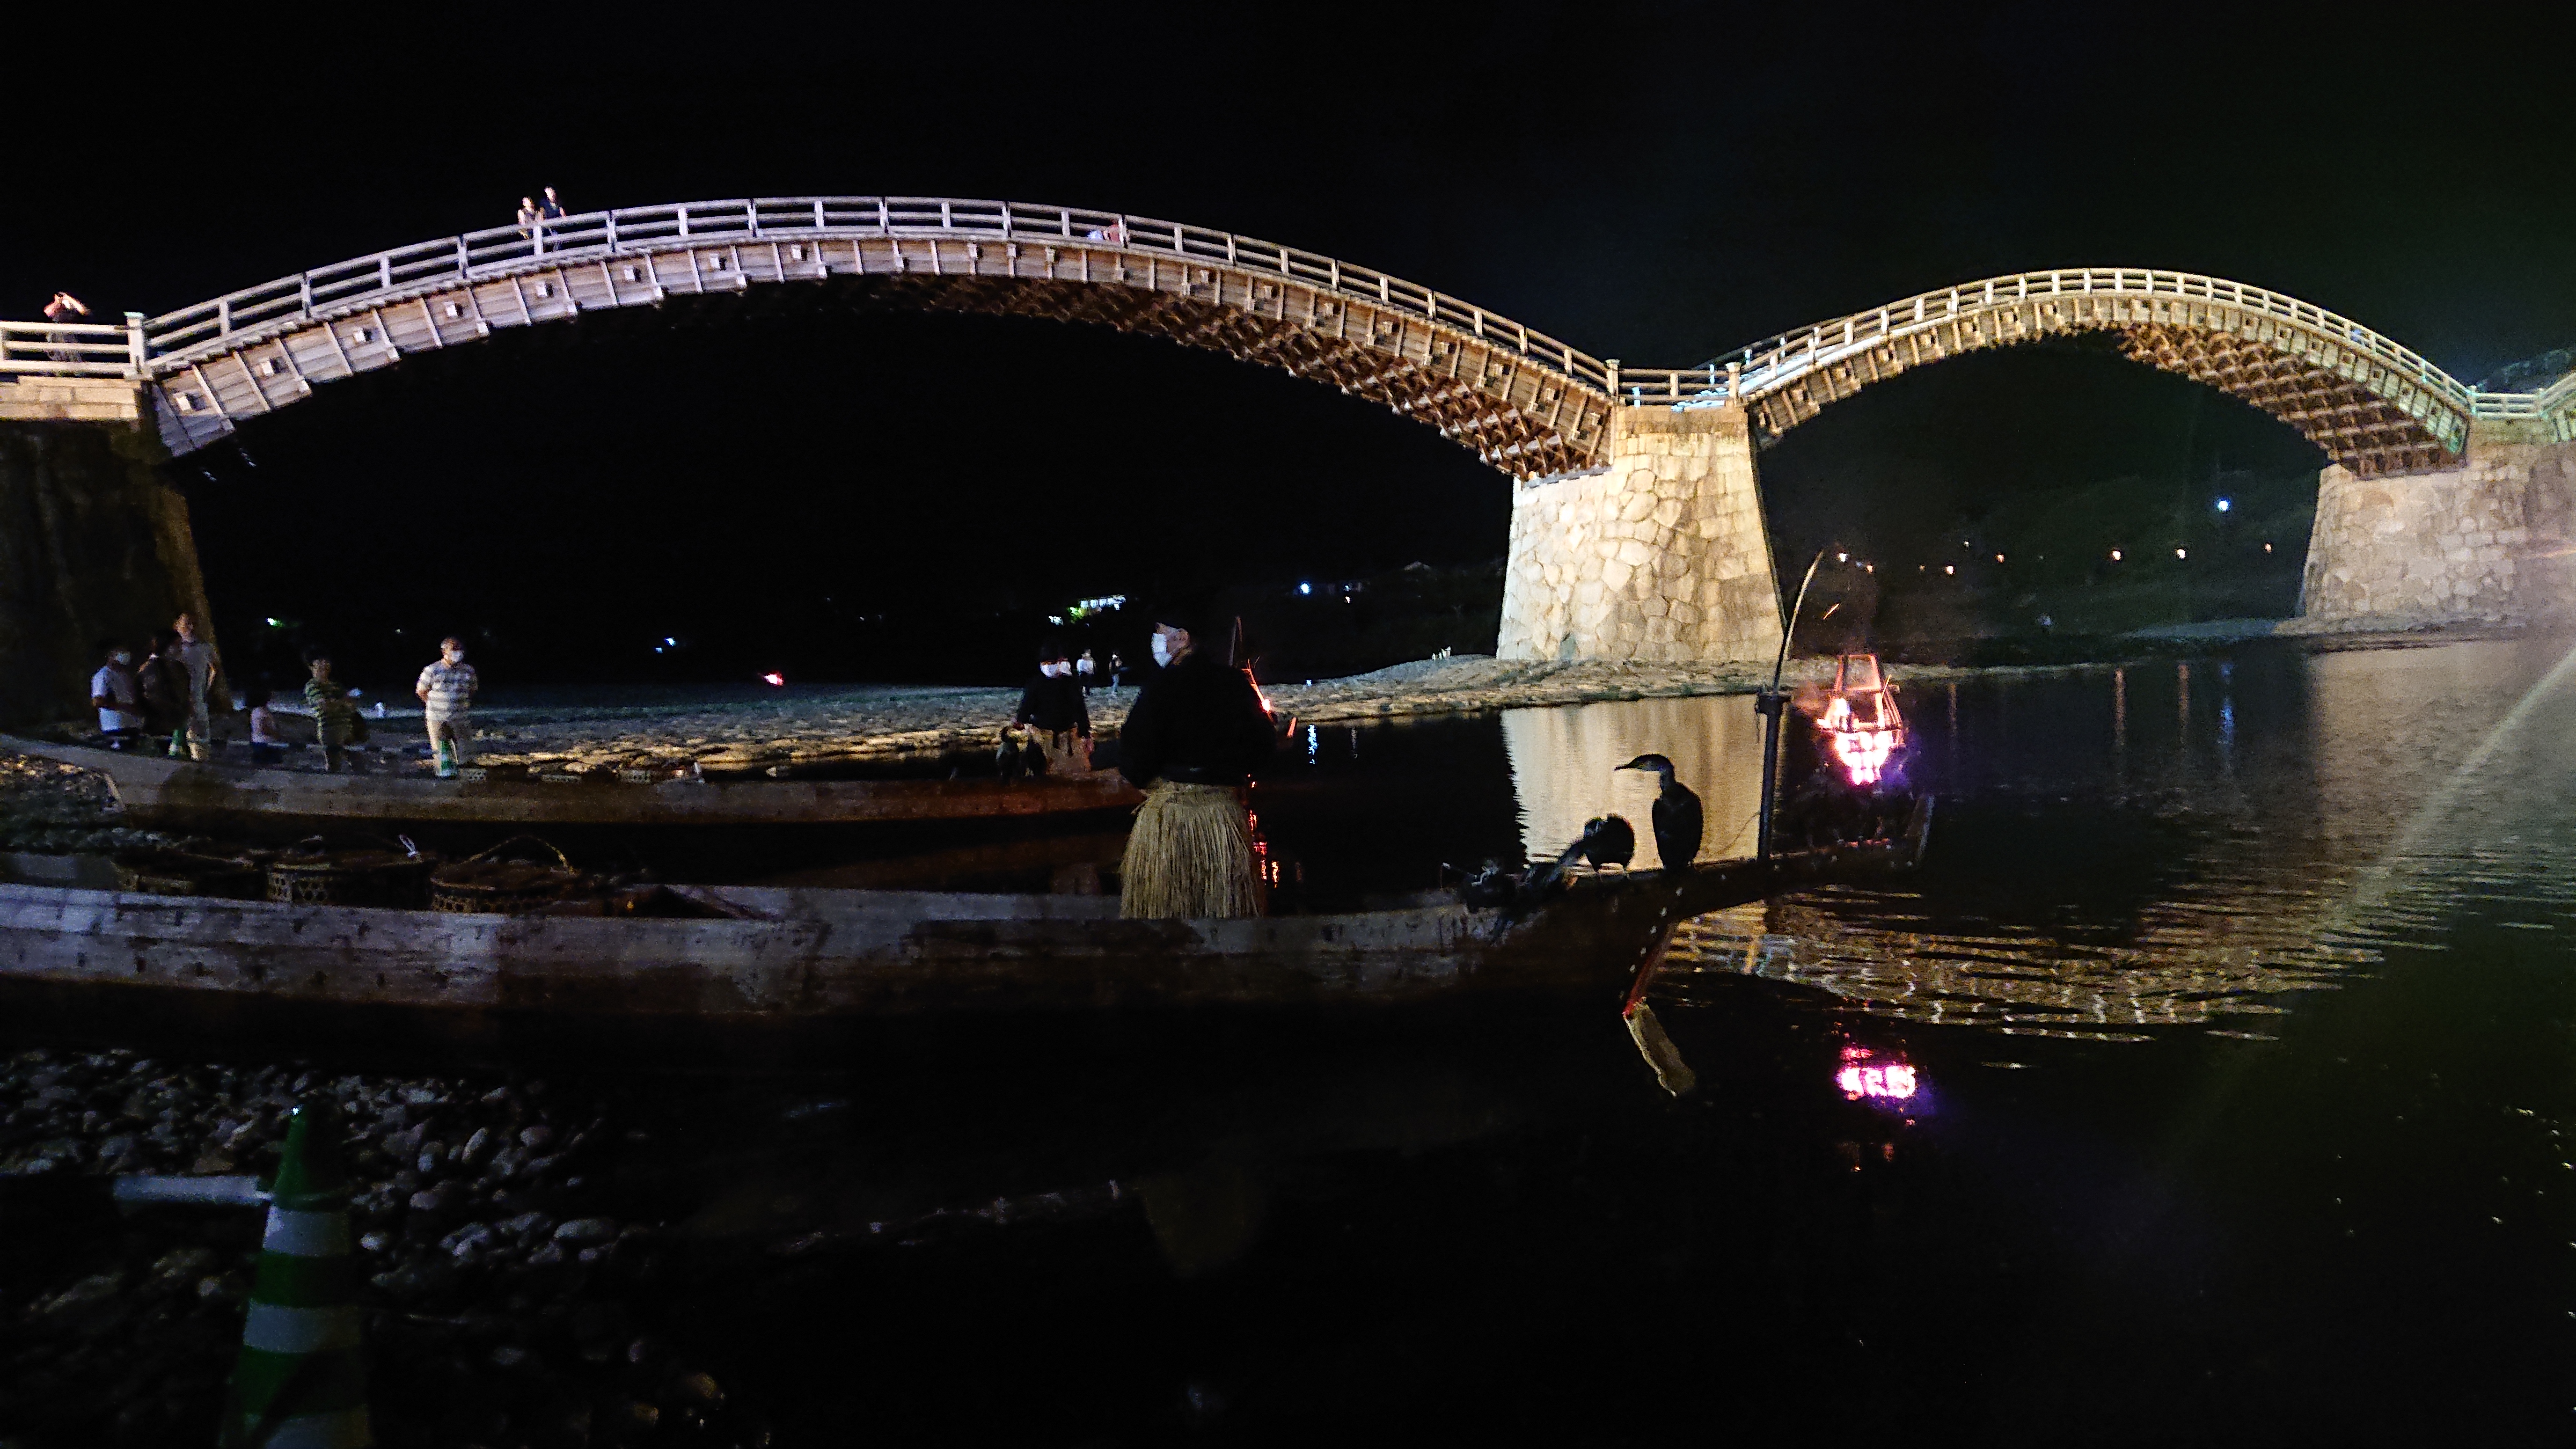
[444,648,464,664]
[1149,634,1173,667]
[112,651,131,666]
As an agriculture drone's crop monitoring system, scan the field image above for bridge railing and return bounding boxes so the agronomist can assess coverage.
[1612,269,2495,417]
[130,196,1614,394]
[2473,373,2576,439]
[0,317,144,378]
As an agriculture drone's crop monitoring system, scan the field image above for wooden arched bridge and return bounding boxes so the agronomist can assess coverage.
[2,195,2567,480]
[1,195,2569,686]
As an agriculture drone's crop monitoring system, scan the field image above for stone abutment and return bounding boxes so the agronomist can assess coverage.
[2298,421,2576,629]
[0,383,215,726]
[1497,403,1782,664]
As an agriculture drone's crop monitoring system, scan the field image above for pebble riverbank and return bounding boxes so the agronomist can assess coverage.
[0,1047,768,1446]
[460,656,1786,772]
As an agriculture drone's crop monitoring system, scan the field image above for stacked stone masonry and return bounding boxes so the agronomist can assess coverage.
[1498,403,1783,664]
[0,378,149,425]
[2300,423,2576,627]
[0,411,215,725]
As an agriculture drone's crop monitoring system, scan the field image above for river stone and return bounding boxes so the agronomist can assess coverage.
[555,1217,617,1244]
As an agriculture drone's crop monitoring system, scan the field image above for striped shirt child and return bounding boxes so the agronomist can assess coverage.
[416,659,478,720]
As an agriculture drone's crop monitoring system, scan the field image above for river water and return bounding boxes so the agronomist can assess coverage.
[7,637,2573,1443]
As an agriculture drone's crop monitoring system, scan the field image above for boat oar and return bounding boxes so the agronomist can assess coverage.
[1619,896,1697,1098]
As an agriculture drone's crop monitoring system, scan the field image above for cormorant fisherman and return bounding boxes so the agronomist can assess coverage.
[1117,603,1275,919]
[1616,754,1704,871]
[1013,647,1091,775]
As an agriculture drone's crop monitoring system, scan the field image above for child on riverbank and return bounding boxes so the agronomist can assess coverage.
[303,651,366,772]
[245,683,286,766]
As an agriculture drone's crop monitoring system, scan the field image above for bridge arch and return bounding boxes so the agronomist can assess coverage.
[1612,268,2573,478]
[77,197,1620,480]
[8,212,2571,681]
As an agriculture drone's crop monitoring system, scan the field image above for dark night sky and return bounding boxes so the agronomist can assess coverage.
[12,3,2570,682]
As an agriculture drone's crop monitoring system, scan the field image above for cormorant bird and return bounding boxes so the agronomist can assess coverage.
[1617,754,1704,871]
[1574,814,1636,871]
[1509,813,1637,908]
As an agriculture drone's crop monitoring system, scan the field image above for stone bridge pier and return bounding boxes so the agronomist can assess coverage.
[1497,402,1783,664]
[0,382,215,727]
[2300,421,2576,629]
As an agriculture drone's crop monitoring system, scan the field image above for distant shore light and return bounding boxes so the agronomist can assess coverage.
[2215,498,2232,512]
[761,672,784,687]
[2110,549,2123,561]
[2175,548,2188,559]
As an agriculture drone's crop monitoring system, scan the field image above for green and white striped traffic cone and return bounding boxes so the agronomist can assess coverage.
[219,1102,372,1448]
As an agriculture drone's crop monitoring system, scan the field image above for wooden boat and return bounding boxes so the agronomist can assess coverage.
[0,807,1930,1023]
[0,734,1140,834]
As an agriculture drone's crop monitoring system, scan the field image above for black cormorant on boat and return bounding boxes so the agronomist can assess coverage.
[1575,814,1636,871]
[1507,813,1638,908]
[1617,754,1704,871]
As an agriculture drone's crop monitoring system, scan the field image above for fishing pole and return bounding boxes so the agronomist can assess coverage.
[1756,549,1829,860]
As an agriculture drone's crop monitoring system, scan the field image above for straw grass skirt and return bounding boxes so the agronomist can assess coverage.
[1121,779,1263,920]
[1037,730,1091,776]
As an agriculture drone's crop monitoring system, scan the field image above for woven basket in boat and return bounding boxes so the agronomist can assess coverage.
[115,848,262,899]
[267,844,435,907]
[430,836,591,915]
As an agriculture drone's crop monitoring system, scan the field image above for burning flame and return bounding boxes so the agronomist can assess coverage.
[1819,695,1899,786]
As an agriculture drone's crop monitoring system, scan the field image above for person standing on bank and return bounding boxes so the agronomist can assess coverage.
[90,640,142,748]
[304,649,365,773]
[138,630,187,746]
[1116,607,1274,919]
[170,612,224,761]
[417,637,478,777]
[1014,649,1090,776]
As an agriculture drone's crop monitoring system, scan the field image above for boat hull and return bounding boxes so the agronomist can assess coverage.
[0,735,1141,834]
[0,871,1718,1021]
[0,802,1931,1030]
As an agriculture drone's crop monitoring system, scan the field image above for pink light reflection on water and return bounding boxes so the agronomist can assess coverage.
[1836,1046,1919,1101]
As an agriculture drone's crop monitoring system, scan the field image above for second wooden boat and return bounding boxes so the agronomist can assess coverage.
[0,735,1141,834]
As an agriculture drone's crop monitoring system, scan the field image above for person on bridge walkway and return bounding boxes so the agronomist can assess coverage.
[417,637,479,777]
[537,187,567,251]
[1116,607,1274,920]
[1015,649,1091,776]
[42,292,88,363]
[171,612,225,761]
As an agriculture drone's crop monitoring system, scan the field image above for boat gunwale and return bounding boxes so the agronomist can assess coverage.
[0,733,1141,827]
